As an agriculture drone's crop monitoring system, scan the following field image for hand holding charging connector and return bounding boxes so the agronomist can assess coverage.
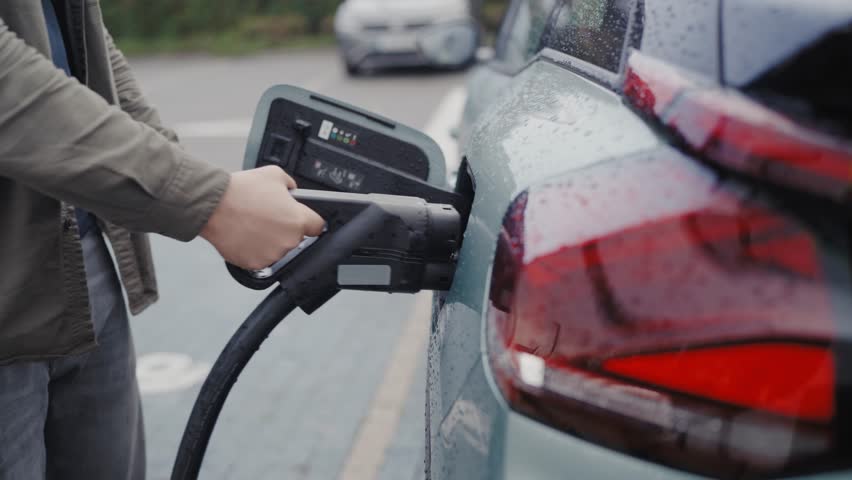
[176,190,460,480]
[201,166,325,272]
[248,232,323,280]
[227,189,460,304]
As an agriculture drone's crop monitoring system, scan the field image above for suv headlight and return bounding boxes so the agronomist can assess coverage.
[418,22,477,65]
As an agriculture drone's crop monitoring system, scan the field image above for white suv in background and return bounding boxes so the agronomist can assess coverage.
[334,0,479,75]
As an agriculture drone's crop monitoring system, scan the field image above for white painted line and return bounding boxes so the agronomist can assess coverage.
[337,292,431,480]
[337,86,465,480]
[172,74,338,140]
[422,86,468,184]
[137,352,211,395]
[174,118,254,139]
[173,83,466,161]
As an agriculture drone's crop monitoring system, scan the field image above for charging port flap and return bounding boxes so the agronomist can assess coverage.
[244,85,466,214]
[230,86,470,298]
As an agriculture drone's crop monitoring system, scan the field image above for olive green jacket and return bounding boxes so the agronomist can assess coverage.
[0,0,230,364]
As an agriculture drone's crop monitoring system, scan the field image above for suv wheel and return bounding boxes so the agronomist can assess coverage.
[344,60,362,76]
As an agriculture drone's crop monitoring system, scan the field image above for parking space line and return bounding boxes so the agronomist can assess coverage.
[337,84,465,480]
[423,86,468,180]
[173,76,338,140]
[337,292,431,480]
[174,118,254,139]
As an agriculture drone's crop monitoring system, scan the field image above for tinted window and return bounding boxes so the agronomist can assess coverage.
[496,0,559,69]
[544,0,633,72]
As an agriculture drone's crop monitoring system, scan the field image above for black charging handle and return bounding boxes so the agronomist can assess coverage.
[227,189,460,311]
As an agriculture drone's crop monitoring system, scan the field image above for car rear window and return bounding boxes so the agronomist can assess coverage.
[544,0,634,72]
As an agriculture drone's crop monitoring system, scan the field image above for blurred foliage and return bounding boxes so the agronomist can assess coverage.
[101,0,510,54]
[482,0,510,33]
[101,0,341,39]
[116,31,334,57]
[237,15,309,42]
[289,0,341,34]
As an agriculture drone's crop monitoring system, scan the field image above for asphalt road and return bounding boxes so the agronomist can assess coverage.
[127,48,467,480]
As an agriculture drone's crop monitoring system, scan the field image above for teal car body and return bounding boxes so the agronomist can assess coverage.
[426,1,852,479]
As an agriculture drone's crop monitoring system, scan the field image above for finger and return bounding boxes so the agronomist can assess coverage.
[281,171,297,190]
[235,256,266,271]
[260,165,297,190]
[300,205,326,237]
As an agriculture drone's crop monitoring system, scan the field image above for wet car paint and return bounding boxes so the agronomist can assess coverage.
[487,152,851,477]
[426,0,852,478]
[428,58,670,479]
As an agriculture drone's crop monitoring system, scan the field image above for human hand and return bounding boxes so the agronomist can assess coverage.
[200,166,325,270]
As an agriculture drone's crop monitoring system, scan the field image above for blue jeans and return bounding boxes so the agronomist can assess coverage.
[0,231,145,480]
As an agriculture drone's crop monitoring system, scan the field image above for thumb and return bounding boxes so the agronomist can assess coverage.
[280,171,298,190]
[300,205,326,237]
[258,165,297,190]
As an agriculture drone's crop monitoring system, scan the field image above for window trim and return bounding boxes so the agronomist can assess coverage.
[493,0,524,60]
[544,0,642,84]
[485,0,646,92]
[490,0,562,74]
[540,47,623,89]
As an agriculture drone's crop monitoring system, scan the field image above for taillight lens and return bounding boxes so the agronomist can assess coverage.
[603,343,834,423]
[624,51,852,204]
[487,185,849,478]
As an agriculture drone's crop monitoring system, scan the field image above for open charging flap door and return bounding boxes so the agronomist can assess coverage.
[227,86,468,294]
[244,85,465,211]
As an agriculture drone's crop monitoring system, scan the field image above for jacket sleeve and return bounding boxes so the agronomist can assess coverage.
[0,20,229,241]
[104,29,180,143]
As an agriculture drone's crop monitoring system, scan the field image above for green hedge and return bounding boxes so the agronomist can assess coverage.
[482,3,509,32]
[101,0,341,38]
[101,0,510,42]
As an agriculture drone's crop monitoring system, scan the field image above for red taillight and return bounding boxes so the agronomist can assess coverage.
[486,184,847,478]
[603,343,835,423]
[624,51,852,203]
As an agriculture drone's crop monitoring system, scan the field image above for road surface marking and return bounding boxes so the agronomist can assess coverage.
[137,352,211,395]
[174,76,337,139]
[174,83,467,155]
[337,86,465,480]
[337,292,431,480]
[422,86,467,183]
[174,118,253,139]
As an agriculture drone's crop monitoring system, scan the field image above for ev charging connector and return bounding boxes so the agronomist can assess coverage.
[228,189,460,299]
